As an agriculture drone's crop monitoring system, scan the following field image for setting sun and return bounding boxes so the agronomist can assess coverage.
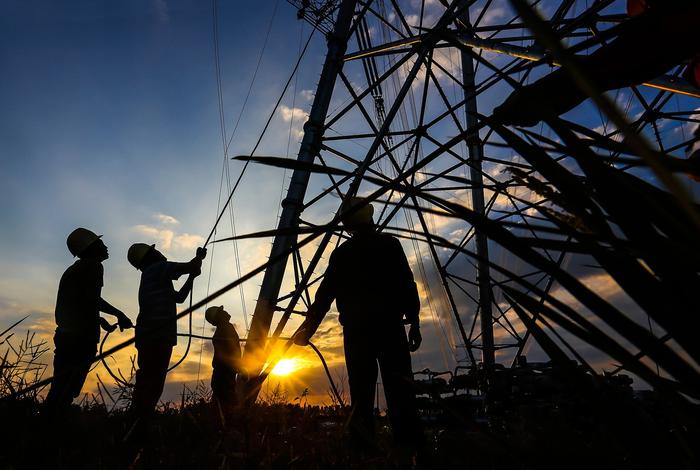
[270,358,299,377]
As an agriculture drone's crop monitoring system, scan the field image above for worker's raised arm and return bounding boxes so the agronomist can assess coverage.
[174,274,196,303]
[165,247,207,280]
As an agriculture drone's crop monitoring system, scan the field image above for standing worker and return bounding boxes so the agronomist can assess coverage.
[45,228,133,416]
[205,305,241,424]
[126,243,206,423]
[293,197,424,454]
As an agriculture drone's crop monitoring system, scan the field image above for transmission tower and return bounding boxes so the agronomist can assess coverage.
[238,0,700,400]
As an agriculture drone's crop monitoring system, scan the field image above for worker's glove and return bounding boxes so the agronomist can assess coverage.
[117,313,134,332]
[408,324,422,352]
[100,317,117,333]
[196,247,207,260]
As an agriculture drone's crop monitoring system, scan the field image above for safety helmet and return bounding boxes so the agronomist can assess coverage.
[205,305,225,325]
[66,228,102,257]
[127,243,155,270]
[339,196,374,227]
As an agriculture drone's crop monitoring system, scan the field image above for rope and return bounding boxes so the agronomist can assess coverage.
[194,0,279,384]
[204,26,316,247]
[3,119,488,402]
[96,7,316,387]
[99,328,130,387]
[308,341,344,406]
[167,293,195,372]
[99,293,194,387]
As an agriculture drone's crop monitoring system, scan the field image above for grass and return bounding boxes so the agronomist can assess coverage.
[0,330,697,470]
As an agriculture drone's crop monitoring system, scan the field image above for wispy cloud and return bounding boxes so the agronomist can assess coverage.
[133,224,175,250]
[300,89,314,101]
[174,232,204,250]
[155,213,179,225]
[153,0,169,24]
[132,214,204,255]
[279,105,308,123]
[279,105,309,139]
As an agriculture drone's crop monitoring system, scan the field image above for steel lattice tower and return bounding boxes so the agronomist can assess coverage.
[238,0,700,399]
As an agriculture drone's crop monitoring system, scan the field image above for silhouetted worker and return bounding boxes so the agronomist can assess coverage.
[493,0,700,127]
[205,305,241,423]
[45,228,133,416]
[293,197,423,451]
[127,243,206,422]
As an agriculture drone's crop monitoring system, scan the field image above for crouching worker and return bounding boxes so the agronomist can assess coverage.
[45,228,133,419]
[126,243,206,425]
[205,305,241,424]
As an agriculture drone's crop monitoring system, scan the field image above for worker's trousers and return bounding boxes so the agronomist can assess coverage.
[45,332,97,414]
[211,366,237,421]
[343,322,423,447]
[132,342,173,418]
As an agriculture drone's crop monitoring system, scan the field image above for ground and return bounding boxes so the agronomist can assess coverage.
[0,385,698,469]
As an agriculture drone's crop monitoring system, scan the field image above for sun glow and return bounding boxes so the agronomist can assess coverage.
[270,358,299,377]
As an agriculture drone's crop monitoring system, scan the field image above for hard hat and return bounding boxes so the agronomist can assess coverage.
[66,228,101,257]
[127,243,155,270]
[205,305,225,325]
[339,196,374,226]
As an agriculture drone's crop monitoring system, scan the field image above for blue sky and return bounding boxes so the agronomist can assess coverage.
[0,0,337,399]
[0,0,320,303]
[2,0,699,404]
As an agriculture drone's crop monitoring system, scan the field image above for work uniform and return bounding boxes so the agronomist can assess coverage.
[307,229,422,446]
[132,260,197,417]
[45,258,103,411]
[210,322,241,417]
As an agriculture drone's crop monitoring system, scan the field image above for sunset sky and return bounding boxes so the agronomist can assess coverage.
[2,0,699,405]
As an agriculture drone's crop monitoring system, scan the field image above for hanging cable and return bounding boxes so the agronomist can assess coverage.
[173,0,288,375]
[101,327,343,407]
[204,25,316,247]
[308,341,344,406]
[173,0,283,376]
[99,329,130,387]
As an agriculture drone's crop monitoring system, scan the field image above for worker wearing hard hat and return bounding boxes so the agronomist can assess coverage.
[126,242,206,423]
[45,228,133,416]
[293,197,423,451]
[205,305,241,423]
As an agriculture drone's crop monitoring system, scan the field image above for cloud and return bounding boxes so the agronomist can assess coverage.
[279,105,308,123]
[155,213,179,225]
[404,14,423,28]
[279,105,309,139]
[480,6,507,26]
[133,224,175,250]
[153,0,169,24]
[173,233,204,250]
[132,226,203,253]
[300,89,315,101]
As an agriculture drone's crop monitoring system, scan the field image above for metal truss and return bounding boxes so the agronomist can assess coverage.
[242,0,700,387]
